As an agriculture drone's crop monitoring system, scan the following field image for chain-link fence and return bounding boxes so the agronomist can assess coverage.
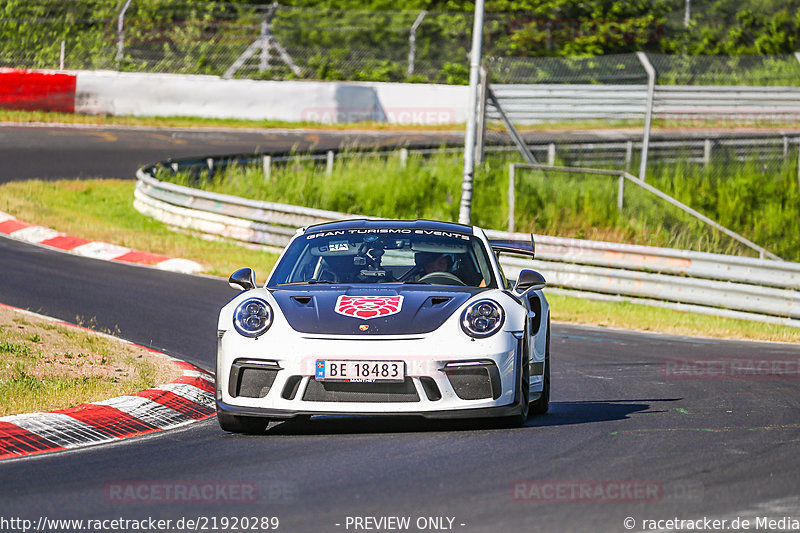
[0,1,476,80]
[488,53,800,85]
[3,0,799,86]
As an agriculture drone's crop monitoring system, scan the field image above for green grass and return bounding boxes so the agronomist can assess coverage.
[169,148,800,261]
[0,308,180,416]
[548,293,800,344]
[0,109,463,132]
[0,179,279,278]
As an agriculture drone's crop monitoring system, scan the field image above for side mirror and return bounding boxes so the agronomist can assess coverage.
[229,268,257,291]
[514,269,546,293]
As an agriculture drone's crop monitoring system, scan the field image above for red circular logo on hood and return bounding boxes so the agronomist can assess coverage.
[335,295,404,320]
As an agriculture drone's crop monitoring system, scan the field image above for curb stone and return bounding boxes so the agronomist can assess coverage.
[0,211,203,275]
[0,303,215,461]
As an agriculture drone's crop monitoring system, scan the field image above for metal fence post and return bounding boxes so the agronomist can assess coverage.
[399,148,408,168]
[703,138,712,165]
[487,88,537,165]
[59,40,65,70]
[259,20,271,72]
[475,66,488,164]
[225,3,301,79]
[795,52,800,66]
[547,143,556,166]
[326,150,335,175]
[684,0,691,27]
[624,140,633,171]
[263,155,272,181]
[636,52,656,182]
[620,140,631,209]
[116,0,133,64]
[458,0,485,225]
[508,164,516,233]
[407,10,427,77]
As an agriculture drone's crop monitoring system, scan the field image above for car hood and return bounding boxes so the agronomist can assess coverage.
[271,285,484,335]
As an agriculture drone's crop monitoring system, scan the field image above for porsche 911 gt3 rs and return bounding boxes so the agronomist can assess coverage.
[215,219,550,433]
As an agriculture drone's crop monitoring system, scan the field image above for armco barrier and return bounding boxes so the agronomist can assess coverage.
[134,159,800,328]
[489,84,800,124]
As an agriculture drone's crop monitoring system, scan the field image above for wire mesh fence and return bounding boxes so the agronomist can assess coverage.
[486,53,651,84]
[543,136,800,172]
[3,0,799,86]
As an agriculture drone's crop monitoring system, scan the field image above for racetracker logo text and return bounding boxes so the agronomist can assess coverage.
[335,295,404,320]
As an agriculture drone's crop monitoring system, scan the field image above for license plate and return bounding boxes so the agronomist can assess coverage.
[315,360,405,382]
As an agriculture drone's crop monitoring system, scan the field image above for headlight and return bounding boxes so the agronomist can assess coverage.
[233,298,273,338]
[460,299,504,338]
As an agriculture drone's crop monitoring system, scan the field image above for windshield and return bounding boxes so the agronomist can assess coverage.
[268,228,497,288]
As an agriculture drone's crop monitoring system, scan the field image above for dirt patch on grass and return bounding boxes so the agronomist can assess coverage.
[0,306,182,416]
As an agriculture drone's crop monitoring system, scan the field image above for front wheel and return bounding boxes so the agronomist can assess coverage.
[217,409,267,434]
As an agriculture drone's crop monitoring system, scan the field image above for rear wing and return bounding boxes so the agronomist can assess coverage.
[489,235,535,259]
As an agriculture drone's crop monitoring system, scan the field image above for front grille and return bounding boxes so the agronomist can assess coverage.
[446,363,502,400]
[302,378,420,403]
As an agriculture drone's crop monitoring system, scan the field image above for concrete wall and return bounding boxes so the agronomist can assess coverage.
[0,69,468,125]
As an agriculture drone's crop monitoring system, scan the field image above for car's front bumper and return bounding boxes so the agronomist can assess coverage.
[216,327,540,419]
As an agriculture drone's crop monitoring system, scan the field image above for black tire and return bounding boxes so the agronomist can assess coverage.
[216,409,267,434]
[529,319,551,416]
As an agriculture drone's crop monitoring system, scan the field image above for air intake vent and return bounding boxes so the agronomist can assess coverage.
[291,296,313,306]
[229,367,278,398]
[445,362,502,400]
[419,377,442,401]
[281,376,303,400]
[228,359,281,398]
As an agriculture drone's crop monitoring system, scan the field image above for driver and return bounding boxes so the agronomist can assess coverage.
[415,252,452,276]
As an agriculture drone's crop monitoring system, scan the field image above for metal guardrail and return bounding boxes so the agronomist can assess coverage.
[135,156,800,328]
[135,169,353,247]
[488,84,800,124]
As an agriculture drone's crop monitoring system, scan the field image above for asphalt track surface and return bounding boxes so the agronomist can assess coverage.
[1,125,800,532]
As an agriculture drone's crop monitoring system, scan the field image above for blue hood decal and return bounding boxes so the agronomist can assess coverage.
[271,285,482,335]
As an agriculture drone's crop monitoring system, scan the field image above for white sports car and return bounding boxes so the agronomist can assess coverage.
[215,219,550,433]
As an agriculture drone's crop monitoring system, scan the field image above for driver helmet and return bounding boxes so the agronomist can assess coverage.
[415,252,452,272]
